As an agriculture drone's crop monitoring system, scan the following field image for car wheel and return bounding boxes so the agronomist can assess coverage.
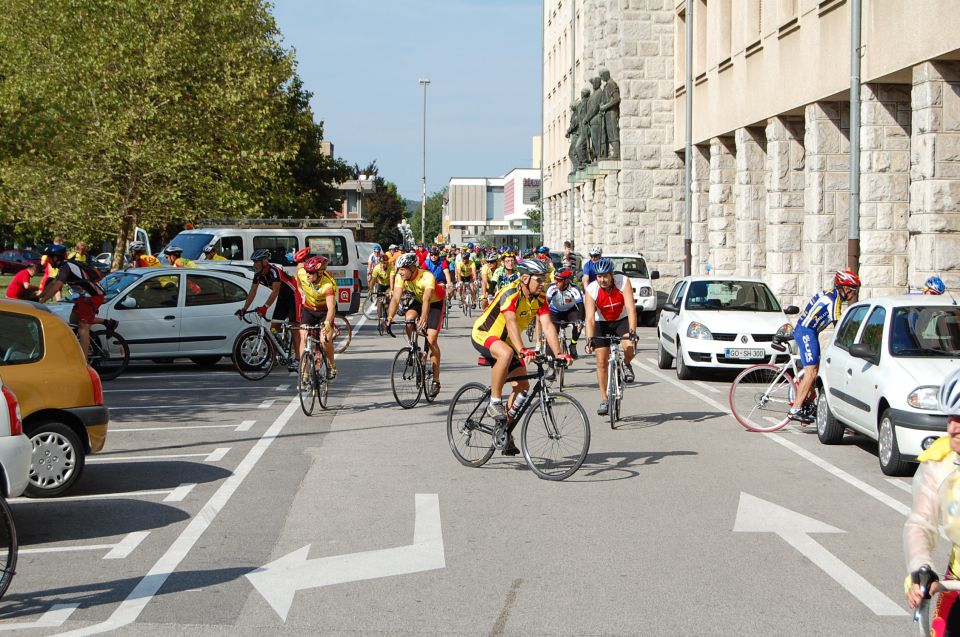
[190,356,222,368]
[878,409,913,477]
[25,421,85,498]
[676,341,695,380]
[656,334,673,369]
[816,390,844,444]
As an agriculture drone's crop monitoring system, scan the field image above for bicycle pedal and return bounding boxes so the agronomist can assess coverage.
[492,424,508,450]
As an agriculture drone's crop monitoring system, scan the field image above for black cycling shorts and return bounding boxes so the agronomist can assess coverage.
[591,317,629,348]
[273,290,301,323]
[551,306,583,326]
[408,300,445,332]
[300,307,329,327]
[472,337,524,372]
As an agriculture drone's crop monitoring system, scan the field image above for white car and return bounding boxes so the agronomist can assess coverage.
[604,254,660,325]
[816,295,960,476]
[656,276,798,379]
[50,266,270,366]
[0,376,33,498]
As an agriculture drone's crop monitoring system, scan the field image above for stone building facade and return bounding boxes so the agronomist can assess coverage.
[541,0,960,306]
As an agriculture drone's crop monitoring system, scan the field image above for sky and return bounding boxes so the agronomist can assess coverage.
[271,0,541,202]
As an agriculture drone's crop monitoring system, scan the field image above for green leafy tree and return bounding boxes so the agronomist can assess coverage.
[525,206,542,235]
[408,189,445,246]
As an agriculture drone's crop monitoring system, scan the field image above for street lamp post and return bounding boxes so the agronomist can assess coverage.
[419,78,431,246]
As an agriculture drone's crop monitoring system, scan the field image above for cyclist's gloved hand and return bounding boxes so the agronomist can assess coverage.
[234,309,244,318]
[255,305,268,318]
[520,347,537,361]
[628,331,639,342]
[557,353,573,366]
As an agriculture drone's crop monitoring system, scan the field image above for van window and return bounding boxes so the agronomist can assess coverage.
[306,236,348,266]
[220,236,243,260]
[253,236,298,265]
[0,311,43,365]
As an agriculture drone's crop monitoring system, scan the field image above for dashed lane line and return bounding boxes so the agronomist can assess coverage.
[12,487,190,503]
[20,532,149,560]
[111,424,243,433]
[87,448,230,463]
[0,605,80,631]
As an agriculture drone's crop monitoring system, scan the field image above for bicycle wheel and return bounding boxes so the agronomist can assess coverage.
[391,348,423,408]
[607,361,618,430]
[465,291,472,318]
[377,301,386,336]
[233,328,276,381]
[88,329,130,381]
[331,316,352,354]
[423,354,438,404]
[316,351,330,410]
[521,392,591,481]
[0,497,16,601]
[298,351,317,416]
[446,382,496,467]
[729,364,797,432]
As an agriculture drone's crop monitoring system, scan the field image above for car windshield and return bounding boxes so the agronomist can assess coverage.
[61,271,141,303]
[684,280,782,312]
[609,257,649,278]
[164,233,215,260]
[890,306,960,357]
[21,250,41,260]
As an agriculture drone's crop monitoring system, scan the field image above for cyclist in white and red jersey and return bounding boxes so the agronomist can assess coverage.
[236,248,303,367]
[583,258,638,416]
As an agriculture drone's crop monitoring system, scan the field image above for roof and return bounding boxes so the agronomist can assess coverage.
[0,299,54,316]
[852,294,960,307]
[677,275,766,284]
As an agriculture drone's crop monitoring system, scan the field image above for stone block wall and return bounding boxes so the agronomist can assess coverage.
[690,144,710,275]
[735,127,768,278]
[764,116,805,306]
[708,137,737,275]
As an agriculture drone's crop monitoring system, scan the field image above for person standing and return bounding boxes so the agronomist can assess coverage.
[67,241,89,264]
[40,236,64,294]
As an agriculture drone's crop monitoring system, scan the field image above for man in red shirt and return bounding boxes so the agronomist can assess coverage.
[5,264,39,300]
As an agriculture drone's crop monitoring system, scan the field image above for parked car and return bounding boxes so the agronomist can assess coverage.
[604,253,660,325]
[657,276,798,379]
[48,266,270,366]
[0,249,42,274]
[0,376,33,498]
[815,295,960,476]
[356,241,377,291]
[0,299,109,497]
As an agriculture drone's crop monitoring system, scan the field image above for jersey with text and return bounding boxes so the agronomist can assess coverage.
[797,289,843,333]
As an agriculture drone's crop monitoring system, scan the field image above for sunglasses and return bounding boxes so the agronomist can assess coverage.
[531,276,547,283]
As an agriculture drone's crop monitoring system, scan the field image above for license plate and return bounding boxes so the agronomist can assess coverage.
[725,348,766,359]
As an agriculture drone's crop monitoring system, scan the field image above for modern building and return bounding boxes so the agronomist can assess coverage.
[444,168,541,250]
[541,0,960,305]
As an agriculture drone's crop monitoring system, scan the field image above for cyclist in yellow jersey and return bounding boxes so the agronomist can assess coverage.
[129,242,161,268]
[456,252,477,304]
[479,252,499,309]
[385,253,445,397]
[297,256,338,379]
[163,246,197,268]
[471,259,571,455]
[369,254,392,299]
[202,244,228,260]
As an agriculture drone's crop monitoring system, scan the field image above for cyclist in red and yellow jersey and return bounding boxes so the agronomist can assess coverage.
[298,256,338,379]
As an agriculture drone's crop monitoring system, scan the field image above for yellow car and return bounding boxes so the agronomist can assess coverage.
[0,299,108,497]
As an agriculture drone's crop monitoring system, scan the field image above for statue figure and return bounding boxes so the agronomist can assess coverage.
[584,76,603,165]
[565,102,580,171]
[599,68,621,160]
[574,87,591,168]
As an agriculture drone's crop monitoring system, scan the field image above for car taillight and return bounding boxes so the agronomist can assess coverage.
[87,366,104,405]
[1,385,22,436]
[353,269,360,294]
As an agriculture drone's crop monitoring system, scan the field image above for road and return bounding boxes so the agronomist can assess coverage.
[0,305,939,635]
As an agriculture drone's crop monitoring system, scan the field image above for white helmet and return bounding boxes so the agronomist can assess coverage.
[588,245,603,257]
[396,253,419,270]
[939,368,960,416]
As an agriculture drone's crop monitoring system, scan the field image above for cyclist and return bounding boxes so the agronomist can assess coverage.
[368,251,393,302]
[471,259,571,455]
[298,256,338,379]
[367,244,382,273]
[129,241,160,268]
[583,257,638,416]
[581,245,603,289]
[236,248,302,368]
[924,275,947,296]
[904,367,960,631]
[456,248,477,304]
[480,252,499,309]
[788,269,862,423]
[37,245,116,356]
[493,251,520,291]
[163,246,197,268]
[545,267,585,359]
[385,253,445,398]
[535,246,556,283]
[202,244,228,261]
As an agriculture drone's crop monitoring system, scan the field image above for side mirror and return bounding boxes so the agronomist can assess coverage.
[120,296,137,309]
[662,302,679,314]
[784,305,800,315]
[650,270,660,280]
[849,343,877,363]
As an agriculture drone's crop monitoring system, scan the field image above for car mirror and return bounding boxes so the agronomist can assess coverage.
[849,343,878,363]
[662,302,679,314]
[784,305,800,315]
[650,270,660,280]
[120,296,137,310]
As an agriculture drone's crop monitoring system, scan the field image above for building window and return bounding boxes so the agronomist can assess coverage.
[676,8,686,88]
[694,0,707,74]
[745,0,762,43]
[715,0,732,67]
[777,0,796,24]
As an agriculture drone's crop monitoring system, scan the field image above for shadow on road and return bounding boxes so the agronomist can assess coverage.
[70,461,232,496]
[11,499,190,546]
[612,410,725,430]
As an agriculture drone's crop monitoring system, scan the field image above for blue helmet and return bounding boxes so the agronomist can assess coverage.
[44,244,67,257]
[924,276,946,295]
[537,246,550,254]
[372,244,382,251]
[466,242,474,249]
[594,258,614,275]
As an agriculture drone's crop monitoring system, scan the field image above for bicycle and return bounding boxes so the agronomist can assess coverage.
[72,324,129,381]
[550,320,580,391]
[293,326,331,415]
[0,496,16,601]
[233,310,296,380]
[446,353,590,481]
[728,333,814,432]
[591,334,636,429]
[462,282,473,318]
[364,289,389,336]
[914,567,960,636]
[387,320,438,409]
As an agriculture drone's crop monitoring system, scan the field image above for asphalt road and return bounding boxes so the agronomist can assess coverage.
[0,303,939,635]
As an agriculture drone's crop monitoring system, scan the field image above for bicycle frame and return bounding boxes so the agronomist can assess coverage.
[242,311,293,363]
[464,357,564,438]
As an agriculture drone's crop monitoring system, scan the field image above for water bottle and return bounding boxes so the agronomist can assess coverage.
[507,391,529,419]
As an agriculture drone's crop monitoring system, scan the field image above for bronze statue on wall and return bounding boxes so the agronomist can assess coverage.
[599,68,620,160]
[566,88,591,171]
[585,76,603,164]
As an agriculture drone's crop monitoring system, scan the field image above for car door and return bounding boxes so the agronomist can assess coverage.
[843,305,887,433]
[107,272,182,357]
[178,274,249,355]
[658,280,687,355]
[822,304,870,423]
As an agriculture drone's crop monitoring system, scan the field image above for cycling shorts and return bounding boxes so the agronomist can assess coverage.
[591,317,629,348]
[407,300,445,332]
[273,291,301,323]
[300,307,330,328]
[374,282,390,295]
[72,295,105,324]
[472,336,524,372]
[551,306,583,327]
[794,326,820,366]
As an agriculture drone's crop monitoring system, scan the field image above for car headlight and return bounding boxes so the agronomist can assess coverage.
[775,323,794,339]
[687,322,713,340]
[637,286,652,297]
[908,386,940,411]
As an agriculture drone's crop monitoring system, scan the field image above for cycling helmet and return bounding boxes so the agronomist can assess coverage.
[501,250,516,258]
[388,244,398,251]
[429,245,441,256]
[834,269,862,288]
[537,246,550,255]
[594,258,614,275]
[555,267,574,280]
[44,244,67,257]
[294,247,310,263]
[303,256,328,273]
[485,252,498,262]
[164,246,184,255]
[939,368,960,416]
[396,253,419,269]
[372,244,382,251]
[517,259,549,276]
[465,242,473,249]
[924,276,946,295]
[128,241,146,253]
[250,248,272,262]
[588,245,603,257]
[202,244,217,254]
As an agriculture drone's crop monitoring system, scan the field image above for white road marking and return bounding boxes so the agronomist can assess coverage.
[11,488,181,503]
[105,531,150,559]
[19,531,148,559]
[89,453,210,463]
[204,448,230,462]
[734,493,906,616]
[236,420,256,432]
[0,605,79,631]
[164,484,196,502]
[693,381,720,394]
[109,403,258,411]
[51,397,302,637]
[247,493,444,621]
[275,384,290,391]
[258,399,276,409]
[111,424,241,433]
[104,386,266,393]
[885,478,912,494]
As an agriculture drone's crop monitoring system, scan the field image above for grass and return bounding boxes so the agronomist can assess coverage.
[0,274,11,290]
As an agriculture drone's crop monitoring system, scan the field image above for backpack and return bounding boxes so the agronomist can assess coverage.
[68,259,104,283]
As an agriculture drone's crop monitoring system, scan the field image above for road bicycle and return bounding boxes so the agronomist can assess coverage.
[0,496,17,600]
[914,566,960,636]
[387,320,438,408]
[546,320,580,391]
[72,323,129,381]
[292,326,331,415]
[591,334,636,429]
[364,289,390,335]
[234,310,296,380]
[728,333,814,432]
[446,353,590,481]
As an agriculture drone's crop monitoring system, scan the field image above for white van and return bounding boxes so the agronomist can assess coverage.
[164,224,362,314]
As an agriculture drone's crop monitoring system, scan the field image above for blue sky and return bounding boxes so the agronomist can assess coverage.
[271,0,541,201]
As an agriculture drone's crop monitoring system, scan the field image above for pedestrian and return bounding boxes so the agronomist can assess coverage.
[67,241,89,264]
[5,263,39,300]
[40,236,64,299]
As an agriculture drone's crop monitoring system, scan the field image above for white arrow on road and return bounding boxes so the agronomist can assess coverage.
[247,493,445,621]
[734,492,906,616]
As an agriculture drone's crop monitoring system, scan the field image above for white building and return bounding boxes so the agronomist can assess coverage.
[444,168,541,250]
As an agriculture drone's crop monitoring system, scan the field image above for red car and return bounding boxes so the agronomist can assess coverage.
[0,249,42,274]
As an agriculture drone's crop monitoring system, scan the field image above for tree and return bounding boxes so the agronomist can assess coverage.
[526,206,543,235]
[408,189,445,246]
[0,0,311,266]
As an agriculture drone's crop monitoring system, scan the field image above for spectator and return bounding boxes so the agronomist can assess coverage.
[67,241,89,264]
[5,263,39,300]
[40,236,64,299]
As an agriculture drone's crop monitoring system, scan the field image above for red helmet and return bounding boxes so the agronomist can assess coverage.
[834,269,861,288]
[303,256,328,273]
[294,247,310,263]
[555,267,574,280]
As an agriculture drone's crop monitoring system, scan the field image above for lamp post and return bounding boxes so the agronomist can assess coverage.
[419,78,431,246]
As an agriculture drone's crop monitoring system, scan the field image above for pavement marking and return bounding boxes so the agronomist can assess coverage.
[103,386,276,394]
[113,372,238,380]
[12,488,183,503]
[693,381,721,394]
[89,452,213,463]
[236,420,256,432]
[109,403,259,411]
[259,399,277,409]
[164,484,197,502]
[276,384,290,391]
[19,531,149,559]
[205,447,230,462]
[51,396,302,637]
[885,478,912,494]
[111,424,241,433]
[0,605,79,631]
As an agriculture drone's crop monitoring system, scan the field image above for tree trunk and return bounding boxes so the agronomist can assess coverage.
[112,208,138,271]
